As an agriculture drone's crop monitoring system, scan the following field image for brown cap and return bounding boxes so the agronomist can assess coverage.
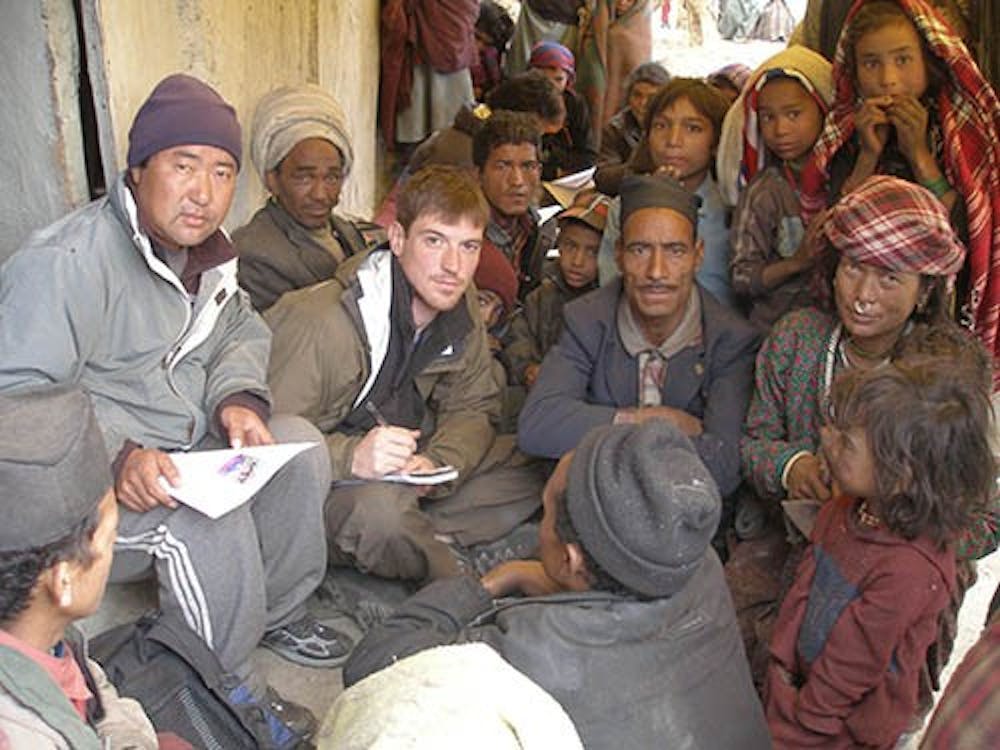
[558,189,611,234]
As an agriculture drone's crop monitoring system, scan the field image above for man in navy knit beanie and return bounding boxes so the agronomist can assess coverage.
[0,73,348,748]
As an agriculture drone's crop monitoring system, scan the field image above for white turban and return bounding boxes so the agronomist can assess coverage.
[249,84,353,181]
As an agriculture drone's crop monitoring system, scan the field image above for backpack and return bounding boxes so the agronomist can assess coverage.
[90,610,263,749]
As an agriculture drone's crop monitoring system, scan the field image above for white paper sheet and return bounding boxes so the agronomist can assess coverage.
[159,442,317,519]
[381,465,458,486]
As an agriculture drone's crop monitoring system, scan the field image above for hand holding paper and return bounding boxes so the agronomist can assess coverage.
[157,442,317,519]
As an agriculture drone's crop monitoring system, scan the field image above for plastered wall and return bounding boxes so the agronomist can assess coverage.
[89,0,381,229]
[1,0,380,261]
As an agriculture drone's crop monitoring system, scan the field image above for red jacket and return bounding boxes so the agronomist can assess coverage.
[765,495,955,748]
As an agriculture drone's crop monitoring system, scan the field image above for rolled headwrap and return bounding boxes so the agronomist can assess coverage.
[822,175,965,276]
[250,84,353,181]
[529,41,576,84]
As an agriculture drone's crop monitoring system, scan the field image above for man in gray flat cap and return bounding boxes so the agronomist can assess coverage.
[234,84,383,312]
[0,73,345,748]
[0,387,158,749]
[343,420,770,749]
[518,174,760,499]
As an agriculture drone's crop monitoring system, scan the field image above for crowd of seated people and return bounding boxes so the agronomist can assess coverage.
[2,1,999,748]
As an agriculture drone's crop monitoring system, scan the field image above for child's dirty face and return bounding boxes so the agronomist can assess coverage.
[557,221,600,289]
[757,77,825,164]
[854,20,929,100]
[647,96,716,187]
[820,424,878,501]
[477,288,505,328]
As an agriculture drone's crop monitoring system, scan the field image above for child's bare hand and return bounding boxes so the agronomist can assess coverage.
[481,560,561,597]
[886,95,931,168]
[786,453,832,501]
[856,97,892,157]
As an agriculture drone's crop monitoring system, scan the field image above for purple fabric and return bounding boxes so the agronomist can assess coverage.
[530,41,576,80]
[127,74,242,169]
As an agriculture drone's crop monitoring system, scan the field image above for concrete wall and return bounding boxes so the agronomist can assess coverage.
[87,0,381,230]
[0,0,89,261]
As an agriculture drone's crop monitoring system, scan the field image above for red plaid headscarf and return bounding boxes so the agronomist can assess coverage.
[823,175,965,276]
[799,0,1000,384]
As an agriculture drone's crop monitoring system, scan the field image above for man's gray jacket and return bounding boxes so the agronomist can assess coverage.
[0,173,271,456]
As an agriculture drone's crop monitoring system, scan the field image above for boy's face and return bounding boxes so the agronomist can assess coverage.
[557,221,601,289]
[647,97,715,189]
[535,65,570,93]
[757,77,825,164]
[65,489,119,619]
[854,20,929,100]
[538,453,591,593]
[820,424,878,501]
[476,288,505,328]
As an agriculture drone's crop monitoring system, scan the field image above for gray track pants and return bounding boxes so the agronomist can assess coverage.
[110,414,331,694]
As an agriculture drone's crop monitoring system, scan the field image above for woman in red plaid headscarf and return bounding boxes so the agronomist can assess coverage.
[732,175,997,693]
[799,0,1000,388]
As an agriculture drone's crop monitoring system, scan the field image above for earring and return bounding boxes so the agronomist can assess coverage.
[59,586,72,608]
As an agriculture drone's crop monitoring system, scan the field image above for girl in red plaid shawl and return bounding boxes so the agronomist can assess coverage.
[799,0,1000,388]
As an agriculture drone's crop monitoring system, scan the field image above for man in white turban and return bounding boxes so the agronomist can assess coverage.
[234,84,380,311]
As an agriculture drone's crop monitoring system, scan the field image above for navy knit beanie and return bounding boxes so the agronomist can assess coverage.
[127,74,242,169]
[566,420,721,598]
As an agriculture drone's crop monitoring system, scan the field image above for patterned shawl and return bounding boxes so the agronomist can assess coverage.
[799,0,1000,384]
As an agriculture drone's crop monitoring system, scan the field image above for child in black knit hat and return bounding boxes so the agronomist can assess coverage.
[343,419,770,749]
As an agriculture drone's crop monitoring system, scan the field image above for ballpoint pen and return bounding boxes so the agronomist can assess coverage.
[364,401,389,427]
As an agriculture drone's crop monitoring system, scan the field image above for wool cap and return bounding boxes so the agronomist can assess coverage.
[0,387,110,552]
[566,420,721,598]
[558,189,611,234]
[619,173,701,231]
[474,240,518,314]
[250,84,354,181]
[127,73,242,169]
[823,175,966,277]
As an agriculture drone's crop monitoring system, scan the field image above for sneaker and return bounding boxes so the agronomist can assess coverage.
[262,614,354,668]
[467,522,540,576]
[228,682,316,749]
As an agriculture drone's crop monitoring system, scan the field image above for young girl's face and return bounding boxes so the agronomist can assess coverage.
[757,77,824,164]
[647,96,716,189]
[820,423,879,500]
[854,20,929,100]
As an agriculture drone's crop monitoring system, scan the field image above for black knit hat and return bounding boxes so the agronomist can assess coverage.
[619,173,701,230]
[128,74,242,169]
[566,420,720,597]
[0,386,110,552]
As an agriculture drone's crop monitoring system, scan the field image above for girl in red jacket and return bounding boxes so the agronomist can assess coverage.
[765,353,995,748]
